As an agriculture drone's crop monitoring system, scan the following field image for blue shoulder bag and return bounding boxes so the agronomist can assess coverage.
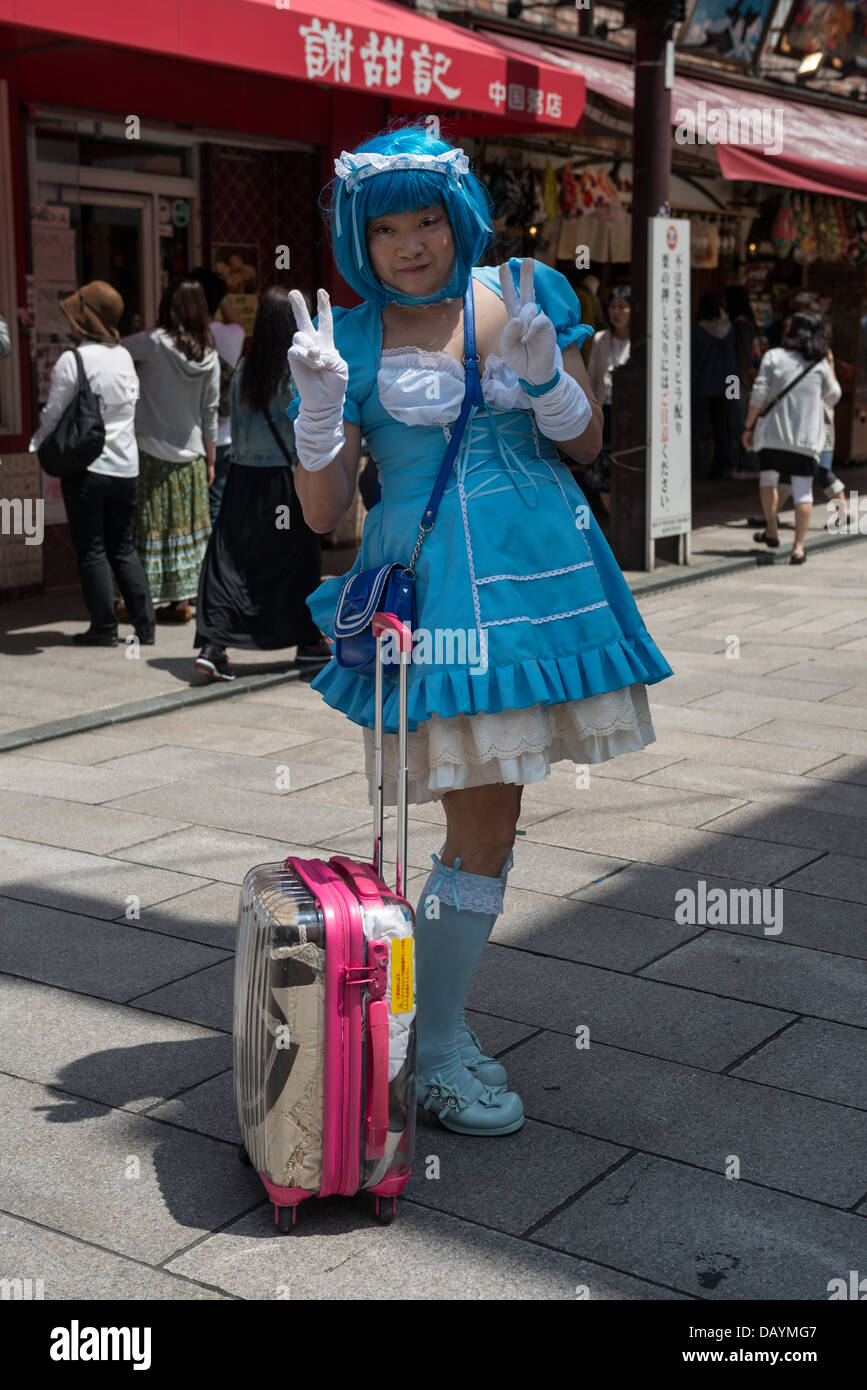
[332,280,484,675]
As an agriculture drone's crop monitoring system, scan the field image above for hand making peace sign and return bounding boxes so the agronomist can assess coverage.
[287,287,349,411]
[497,258,559,389]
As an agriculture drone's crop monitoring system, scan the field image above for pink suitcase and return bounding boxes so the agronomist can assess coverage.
[233,614,417,1231]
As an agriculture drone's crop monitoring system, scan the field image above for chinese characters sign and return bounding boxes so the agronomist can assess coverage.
[647,220,691,541]
[293,13,580,124]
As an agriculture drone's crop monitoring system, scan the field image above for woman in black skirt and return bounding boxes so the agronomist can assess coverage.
[194,288,329,680]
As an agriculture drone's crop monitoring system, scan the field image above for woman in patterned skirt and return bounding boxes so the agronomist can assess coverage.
[123,281,219,621]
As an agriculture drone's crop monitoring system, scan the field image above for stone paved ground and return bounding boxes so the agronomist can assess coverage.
[1,540,867,1300]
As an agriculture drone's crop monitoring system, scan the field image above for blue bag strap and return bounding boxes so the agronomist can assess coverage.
[415,280,482,540]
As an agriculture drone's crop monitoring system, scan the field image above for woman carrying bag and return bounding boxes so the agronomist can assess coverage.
[194,288,328,682]
[286,124,672,1138]
[123,281,219,621]
[745,311,841,564]
[29,281,155,646]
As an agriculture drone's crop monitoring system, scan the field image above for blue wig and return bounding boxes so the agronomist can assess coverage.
[324,124,494,307]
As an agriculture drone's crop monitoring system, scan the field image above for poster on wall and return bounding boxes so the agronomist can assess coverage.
[212,244,259,336]
[646,219,692,547]
[679,0,777,67]
[780,0,867,64]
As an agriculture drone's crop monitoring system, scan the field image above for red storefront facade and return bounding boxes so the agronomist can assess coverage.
[0,1,584,599]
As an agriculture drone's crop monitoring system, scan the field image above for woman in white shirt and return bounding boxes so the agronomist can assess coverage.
[744,312,841,565]
[29,281,155,646]
[585,286,631,511]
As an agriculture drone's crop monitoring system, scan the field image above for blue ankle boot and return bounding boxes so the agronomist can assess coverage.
[414,852,522,1136]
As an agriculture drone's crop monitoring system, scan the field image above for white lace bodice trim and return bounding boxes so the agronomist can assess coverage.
[376,344,565,426]
[363,683,656,806]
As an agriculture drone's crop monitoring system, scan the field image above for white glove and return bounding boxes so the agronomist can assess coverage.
[287,288,349,471]
[498,259,558,389]
[498,259,591,442]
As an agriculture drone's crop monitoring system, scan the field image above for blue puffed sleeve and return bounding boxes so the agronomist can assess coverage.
[286,301,378,427]
[472,259,594,353]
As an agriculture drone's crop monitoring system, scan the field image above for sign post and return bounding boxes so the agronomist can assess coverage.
[646,216,691,571]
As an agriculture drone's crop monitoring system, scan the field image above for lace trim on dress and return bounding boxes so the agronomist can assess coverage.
[364,684,656,805]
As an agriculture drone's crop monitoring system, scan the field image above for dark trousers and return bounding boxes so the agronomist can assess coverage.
[693,395,738,479]
[61,470,156,635]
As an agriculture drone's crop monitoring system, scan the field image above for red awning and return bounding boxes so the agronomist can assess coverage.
[484,30,867,202]
[0,0,584,128]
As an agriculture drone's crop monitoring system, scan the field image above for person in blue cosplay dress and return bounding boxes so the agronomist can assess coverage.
[287,123,673,1139]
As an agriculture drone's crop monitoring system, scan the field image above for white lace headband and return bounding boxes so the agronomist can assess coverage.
[334,147,470,194]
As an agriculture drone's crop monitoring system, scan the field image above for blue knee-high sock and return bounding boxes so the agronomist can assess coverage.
[413,851,511,1104]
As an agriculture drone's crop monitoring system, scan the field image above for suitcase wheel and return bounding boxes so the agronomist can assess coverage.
[276,1204,298,1234]
[374,1196,397,1225]
[238,1144,251,1167]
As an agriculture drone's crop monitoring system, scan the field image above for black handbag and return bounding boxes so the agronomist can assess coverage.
[38,349,106,479]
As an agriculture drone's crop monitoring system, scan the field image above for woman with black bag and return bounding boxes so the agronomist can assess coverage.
[29,281,155,646]
[194,287,328,681]
[744,311,841,565]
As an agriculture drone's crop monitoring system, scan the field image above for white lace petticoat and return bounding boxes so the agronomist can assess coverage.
[363,681,656,805]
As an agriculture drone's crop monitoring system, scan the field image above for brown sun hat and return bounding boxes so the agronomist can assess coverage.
[59,281,123,342]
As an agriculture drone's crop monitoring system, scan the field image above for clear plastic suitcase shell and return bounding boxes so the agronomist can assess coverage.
[233,859,416,1199]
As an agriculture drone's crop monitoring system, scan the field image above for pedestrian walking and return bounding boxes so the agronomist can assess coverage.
[725,285,760,477]
[744,311,842,564]
[586,285,631,512]
[0,312,11,357]
[188,266,246,524]
[692,294,739,480]
[194,287,328,682]
[123,281,219,620]
[287,124,672,1137]
[29,281,155,646]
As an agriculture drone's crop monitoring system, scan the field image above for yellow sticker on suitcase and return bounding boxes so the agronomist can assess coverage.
[390,937,413,1015]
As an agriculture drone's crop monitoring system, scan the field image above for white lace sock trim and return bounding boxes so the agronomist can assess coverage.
[421,847,514,915]
[365,683,655,806]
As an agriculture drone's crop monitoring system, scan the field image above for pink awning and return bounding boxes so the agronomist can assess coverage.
[484,30,867,202]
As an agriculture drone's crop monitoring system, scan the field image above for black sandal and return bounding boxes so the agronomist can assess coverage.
[790,551,807,565]
[753,531,780,548]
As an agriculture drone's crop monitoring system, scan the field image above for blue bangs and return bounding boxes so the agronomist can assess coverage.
[324,124,494,306]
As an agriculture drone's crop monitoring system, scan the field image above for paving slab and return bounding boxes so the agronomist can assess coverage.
[0,788,191,856]
[94,714,313,757]
[131,959,235,1032]
[639,759,867,820]
[109,827,313,885]
[731,1018,867,1111]
[20,729,167,762]
[0,836,210,920]
[779,853,867,907]
[742,719,867,757]
[502,1030,867,1207]
[407,1117,625,1235]
[0,753,166,804]
[534,1152,867,1301]
[640,933,867,1026]
[106,780,366,844]
[493,885,700,971]
[521,808,816,884]
[0,1074,257,1265]
[572,864,867,960]
[147,1068,236,1143]
[805,754,867,788]
[0,1214,231,1299]
[697,800,867,857]
[470,944,790,1070]
[0,897,228,1002]
[0,975,231,1110]
[164,1199,686,1300]
[119,881,242,950]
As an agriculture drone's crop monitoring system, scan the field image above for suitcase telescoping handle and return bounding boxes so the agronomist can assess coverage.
[371,612,412,897]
